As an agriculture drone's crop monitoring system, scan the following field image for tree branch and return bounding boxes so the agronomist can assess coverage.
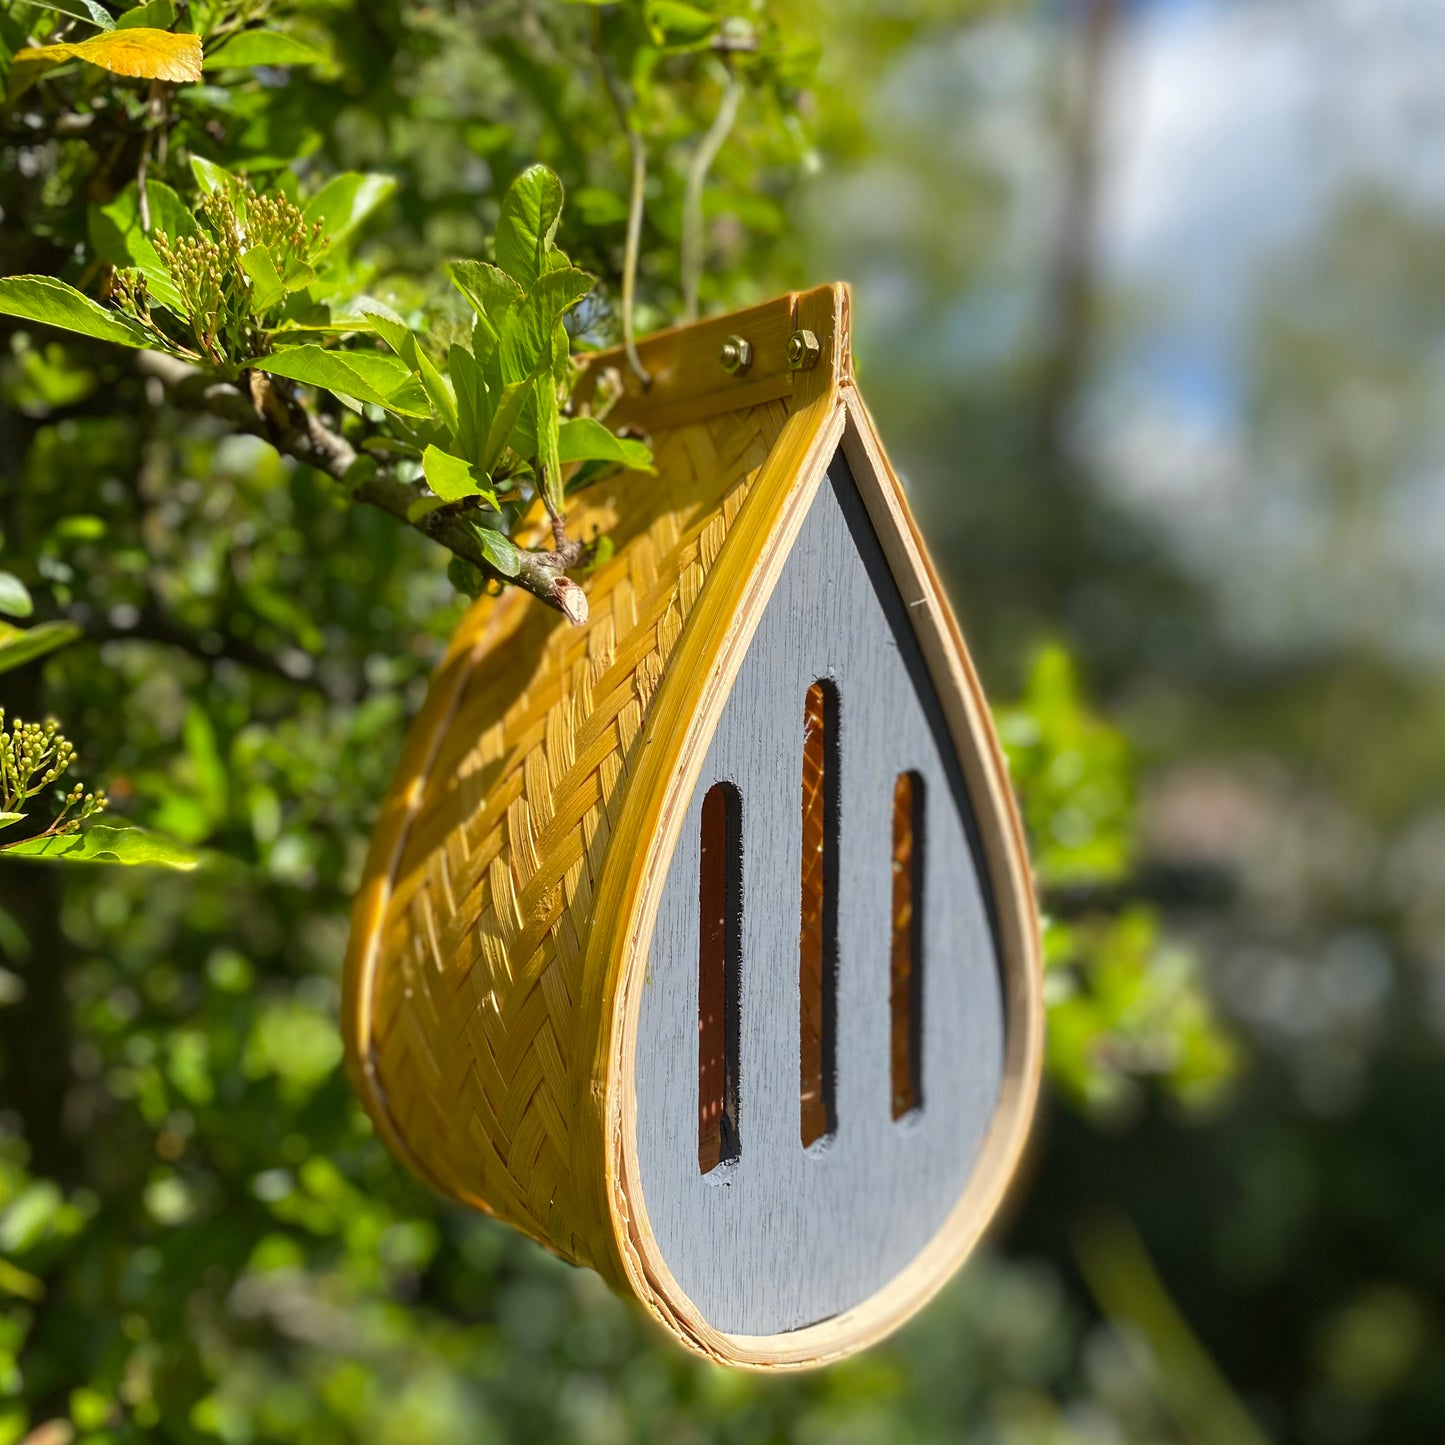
[136,351,589,624]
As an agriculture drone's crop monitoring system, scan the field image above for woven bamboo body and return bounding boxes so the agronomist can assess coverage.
[342,285,1044,1367]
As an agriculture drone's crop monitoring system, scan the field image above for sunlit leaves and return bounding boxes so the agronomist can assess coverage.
[240,245,314,312]
[493,164,565,290]
[557,416,654,471]
[420,445,489,504]
[0,276,152,348]
[1043,909,1236,1118]
[253,345,431,418]
[88,183,188,314]
[447,259,523,340]
[472,525,520,578]
[995,643,1132,886]
[442,172,604,514]
[189,154,235,195]
[996,647,1237,1119]
[494,267,593,382]
[447,342,486,460]
[303,172,397,247]
[2,823,200,869]
[240,246,288,313]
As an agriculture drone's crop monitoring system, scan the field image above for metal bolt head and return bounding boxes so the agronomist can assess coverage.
[787,328,821,371]
[719,334,753,376]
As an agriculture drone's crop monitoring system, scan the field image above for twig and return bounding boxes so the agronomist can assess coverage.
[136,82,166,233]
[681,68,743,324]
[592,11,651,387]
[137,351,590,624]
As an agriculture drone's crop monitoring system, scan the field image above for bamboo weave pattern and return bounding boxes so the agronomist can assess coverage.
[363,397,792,1267]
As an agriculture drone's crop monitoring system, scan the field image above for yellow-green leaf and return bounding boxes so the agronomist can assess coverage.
[557,416,654,472]
[16,28,203,83]
[0,620,81,676]
[253,345,431,419]
[422,445,485,502]
[241,246,286,313]
[2,823,201,870]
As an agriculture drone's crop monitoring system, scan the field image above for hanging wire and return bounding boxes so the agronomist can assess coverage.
[592,12,651,388]
[681,66,744,325]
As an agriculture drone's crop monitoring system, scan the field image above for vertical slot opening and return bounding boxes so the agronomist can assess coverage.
[698,782,742,1174]
[891,770,925,1119]
[800,680,839,1148]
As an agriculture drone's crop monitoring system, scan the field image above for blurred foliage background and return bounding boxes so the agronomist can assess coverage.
[1,0,1440,1441]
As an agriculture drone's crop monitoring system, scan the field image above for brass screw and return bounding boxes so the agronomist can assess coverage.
[787,328,821,371]
[719,334,753,375]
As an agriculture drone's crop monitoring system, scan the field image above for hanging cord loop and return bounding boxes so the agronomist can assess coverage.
[681,64,743,325]
[593,12,652,388]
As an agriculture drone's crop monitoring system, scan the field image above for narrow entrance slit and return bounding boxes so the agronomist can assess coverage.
[698,782,742,1174]
[891,771,925,1119]
[800,680,840,1148]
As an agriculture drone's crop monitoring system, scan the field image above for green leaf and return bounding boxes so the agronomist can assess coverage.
[89,185,186,314]
[204,30,327,69]
[644,0,719,45]
[280,257,315,294]
[26,0,115,31]
[146,179,198,241]
[473,526,521,578]
[478,378,532,476]
[2,823,200,870]
[0,620,80,675]
[350,301,459,440]
[448,260,523,335]
[189,155,236,195]
[303,173,396,247]
[253,345,431,419]
[241,246,286,313]
[496,267,592,384]
[421,445,485,502]
[0,276,152,349]
[536,373,563,513]
[557,416,654,471]
[448,344,485,460]
[116,0,175,30]
[415,346,458,440]
[351,298,413,359]
[0,813,26,833]
[494,165,564,290]
[0,573,33,620]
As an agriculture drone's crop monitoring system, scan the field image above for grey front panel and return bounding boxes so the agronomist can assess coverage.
[634,453,1006,1336]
